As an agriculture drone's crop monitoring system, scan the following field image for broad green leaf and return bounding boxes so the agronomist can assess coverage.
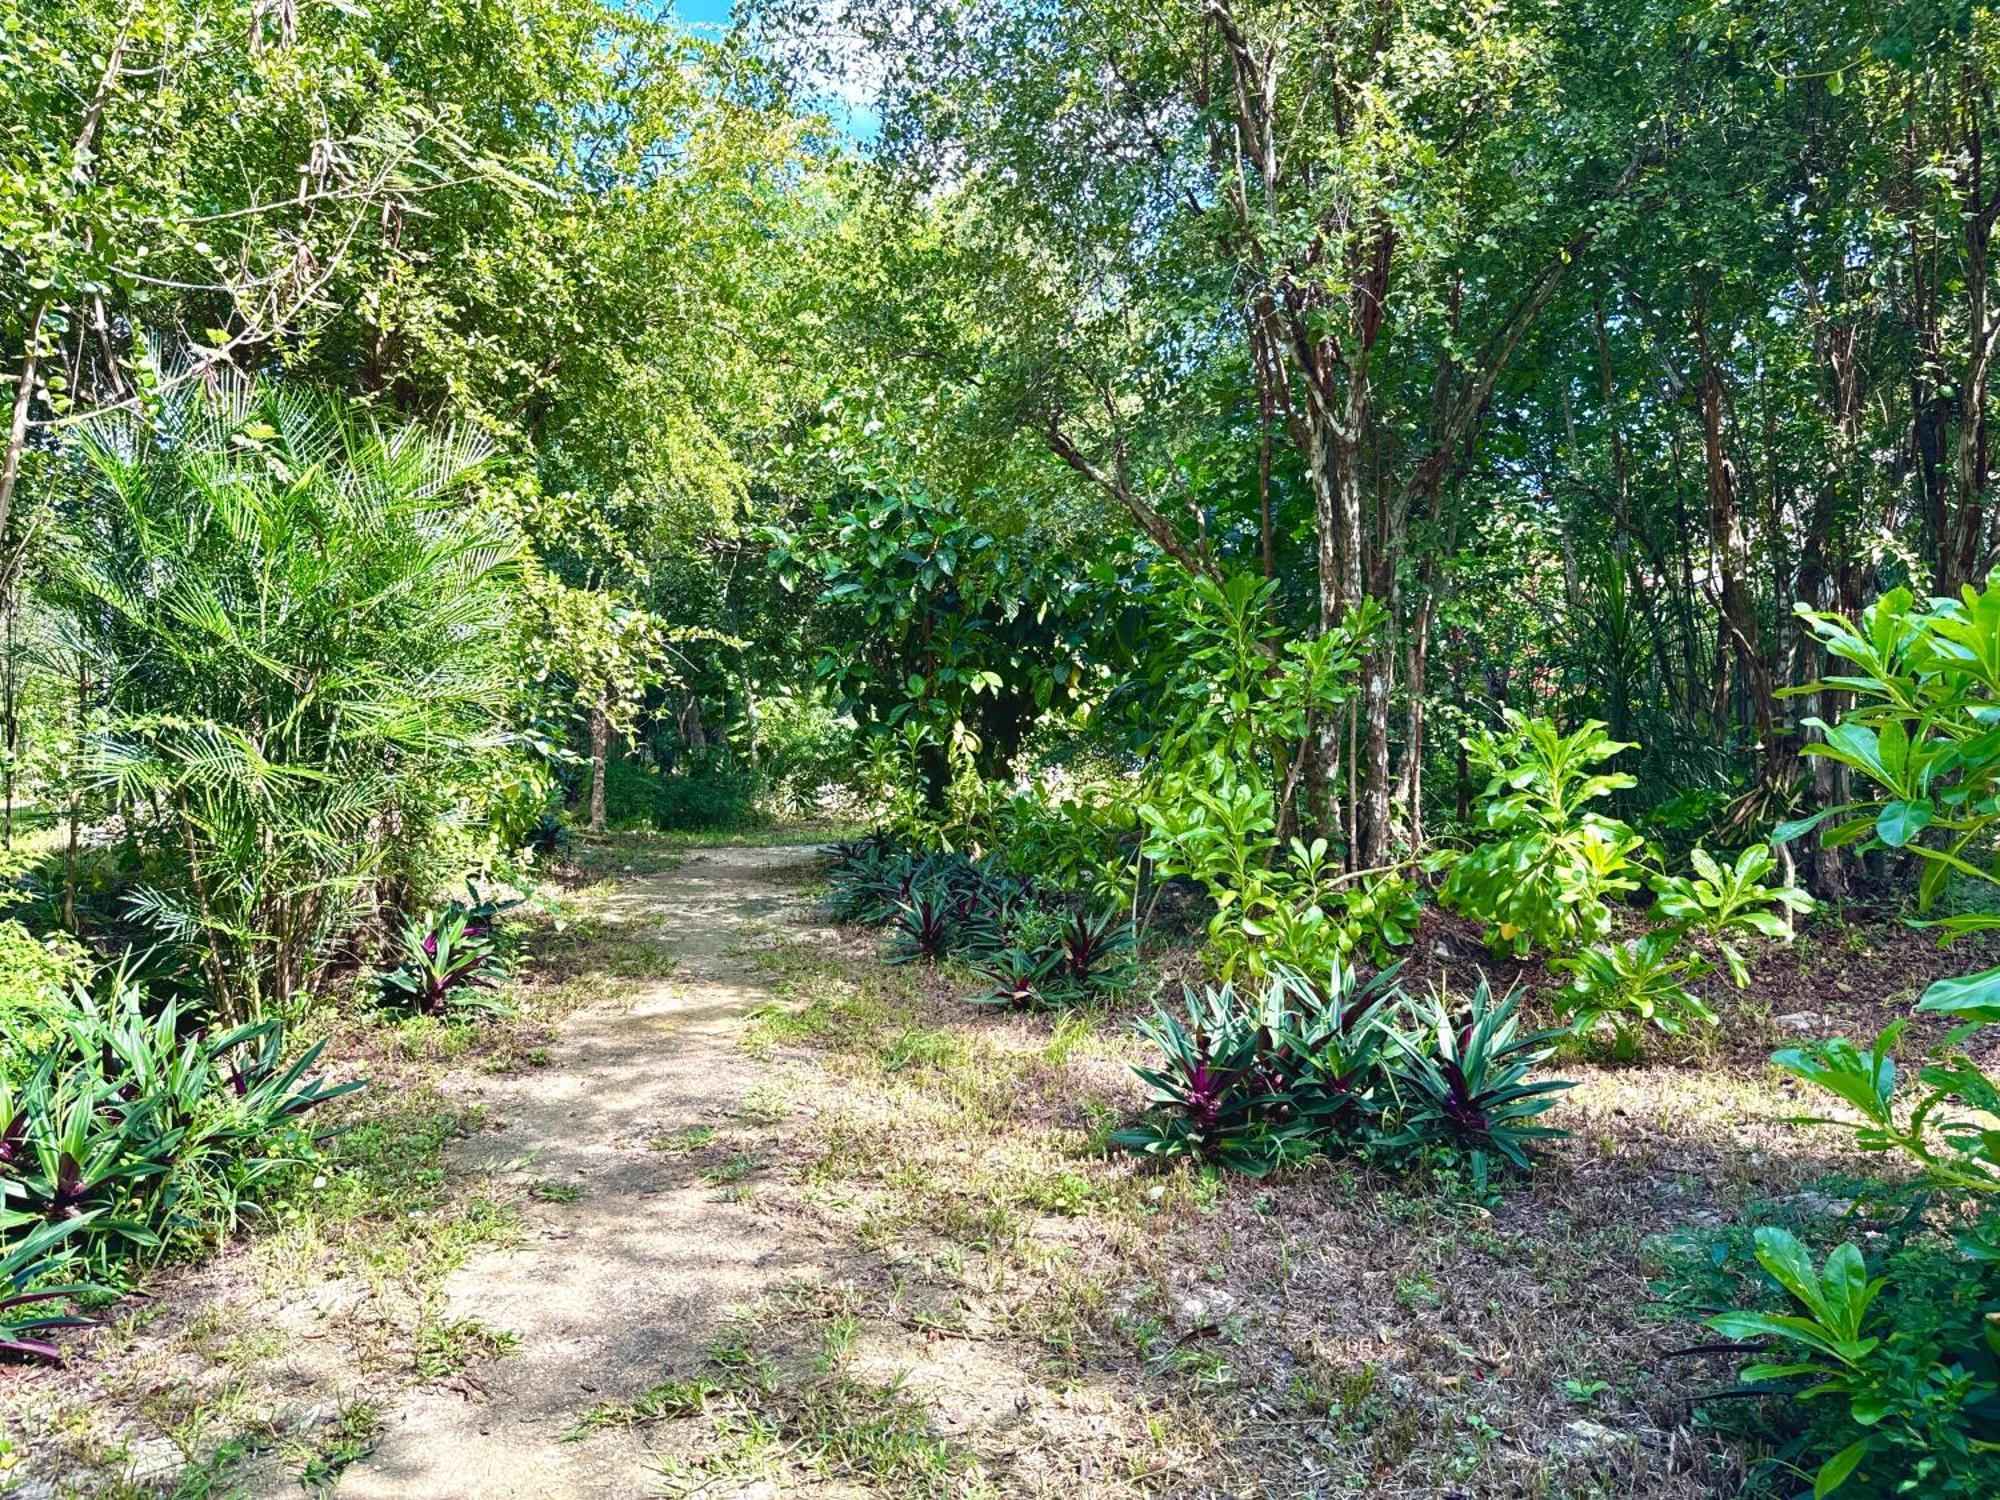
[1874,799,1932,848]
[1815,1439,1869,1497]
[1917,967,2000,1024]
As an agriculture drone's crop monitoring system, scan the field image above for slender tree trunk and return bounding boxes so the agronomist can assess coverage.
[588,697,610,832]
[1698,323,1784,794]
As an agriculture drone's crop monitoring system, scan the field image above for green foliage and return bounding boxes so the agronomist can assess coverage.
[1379,980,1574,1182]
[1112,979,1313,1178]
[0,978,361,1280]
[1137,575,1412,976]
[821,834,1135,1007]
[52,377,518,1021]
[0,920,87,1019]
[1438,712,1644,958]
[378,886,523,1019]
[1552,930,1715,1047]
[1659,1221,2000,1498]
[0,1215,99,1363]
[1652,845,1814,985]
[1781,583,2000,1006]
[767,485,1112,794]
[1113,966,1572,1184]
[604,760,766,833]
[1767,582,2000,1240]
[1553,845,1810,1046]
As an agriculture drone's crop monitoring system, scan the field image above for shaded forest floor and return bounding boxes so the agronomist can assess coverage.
[3,838,1987,1498]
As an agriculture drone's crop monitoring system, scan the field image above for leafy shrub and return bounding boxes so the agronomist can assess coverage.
[0,981,361,1278]
[605,760,766,832]
[1549,845,1809,1050]
[51,378,519,1023]
[1,1216,98,1363]
[1656,1219,2000,1498]
[1552,930,1715,1047]
[0,920,87,1020]
[1438,711,1644,957]
[1113,967,1572,1183]
[989,783,1137,900]
[379,885,522,1017]
[1651,844,1812,985]
[1672,583,2000,1491]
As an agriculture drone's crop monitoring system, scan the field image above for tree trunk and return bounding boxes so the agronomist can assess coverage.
[588,698,610,832]
[1698,325,1784,794]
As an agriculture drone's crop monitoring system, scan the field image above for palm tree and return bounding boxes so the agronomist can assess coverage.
[52,375,519,1021]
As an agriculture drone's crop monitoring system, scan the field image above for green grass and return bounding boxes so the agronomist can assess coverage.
[412,1317,520,1381]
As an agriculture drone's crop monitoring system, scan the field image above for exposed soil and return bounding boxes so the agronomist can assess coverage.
[318,845,832,1498]
[10,846,1992,1498]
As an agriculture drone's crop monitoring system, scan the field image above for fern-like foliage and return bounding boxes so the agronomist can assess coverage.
[50,376,519,1021]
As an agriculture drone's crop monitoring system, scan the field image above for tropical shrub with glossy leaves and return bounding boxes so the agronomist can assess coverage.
[1656,1221,2000,1499]
[1437,711,1644,957]
[1550,843,1810,1049]
[1552,930,1715,1049]
[1134,576,1414,974]
[1651,844,1813,986]
[1669,582,2000,1492]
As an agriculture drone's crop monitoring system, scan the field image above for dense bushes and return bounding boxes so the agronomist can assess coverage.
[821,834,1137,1008]
[50,378,520,1023]
[1646,585,2000,1495]
[0,976,359,1292]
[1439,711,1809,1052]
[1113,966,1572,1186]
[602,760,766,832]
[1656,1215,2000,1499]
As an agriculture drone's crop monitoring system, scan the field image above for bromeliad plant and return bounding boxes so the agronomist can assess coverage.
[965,945,1062,1009]
[884,885,959,965]
[1112,979,1312,1177]
[1381,980,1573,1182]
[1113,967,1573,1183]
[1262,963,1402,1145]
[378,884,522,1016]
[0,980,362,1277]
[1050,905,1137,1000]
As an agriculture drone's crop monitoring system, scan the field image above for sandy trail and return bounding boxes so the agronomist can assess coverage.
[327,844,828,1500]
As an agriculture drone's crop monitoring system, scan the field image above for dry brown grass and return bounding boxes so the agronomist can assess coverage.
[698,916,1927,1499]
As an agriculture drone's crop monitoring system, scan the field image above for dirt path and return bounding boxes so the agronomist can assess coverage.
[326,844,829,1499]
